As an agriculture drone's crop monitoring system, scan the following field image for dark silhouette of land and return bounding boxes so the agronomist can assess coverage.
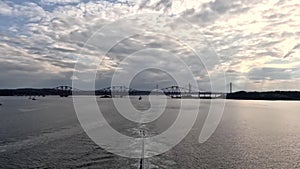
[0,88,56,97]
[1,88,300,100]
[0,88,151,97]
[226,91,300,100]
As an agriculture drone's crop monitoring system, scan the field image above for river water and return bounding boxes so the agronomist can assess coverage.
[0,96,300,168]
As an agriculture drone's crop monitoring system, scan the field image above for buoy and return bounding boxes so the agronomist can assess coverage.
[0,103,2,106]
[139,96,142,100]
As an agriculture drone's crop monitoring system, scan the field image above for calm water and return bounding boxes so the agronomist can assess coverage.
[0,96,300,168]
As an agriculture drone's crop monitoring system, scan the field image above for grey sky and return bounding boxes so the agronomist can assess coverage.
[0,0,299,91]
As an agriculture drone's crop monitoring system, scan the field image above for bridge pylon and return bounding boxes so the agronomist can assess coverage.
[54,86,72,97]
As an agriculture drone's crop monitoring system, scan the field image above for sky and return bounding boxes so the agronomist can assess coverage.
[0,0,299,91]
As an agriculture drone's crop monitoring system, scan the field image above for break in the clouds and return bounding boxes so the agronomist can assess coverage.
[0,0,299,91]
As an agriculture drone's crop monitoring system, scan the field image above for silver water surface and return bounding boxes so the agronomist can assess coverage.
[0,96,300,168]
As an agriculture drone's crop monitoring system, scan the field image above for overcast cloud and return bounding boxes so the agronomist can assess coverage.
[0,0,299,91]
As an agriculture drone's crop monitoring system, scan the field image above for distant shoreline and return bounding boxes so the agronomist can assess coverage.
[1,89,300,101]
[226,91,300,101]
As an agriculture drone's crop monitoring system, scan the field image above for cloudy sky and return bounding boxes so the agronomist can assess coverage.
[0,0,299,91]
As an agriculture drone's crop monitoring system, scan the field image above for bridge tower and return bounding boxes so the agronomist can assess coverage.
[54,86,72,97]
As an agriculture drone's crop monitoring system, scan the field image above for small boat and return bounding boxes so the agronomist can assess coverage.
[32,97,37,101]
[100,95,111,98]
[0,103,2,106]
[171,95,181,99]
